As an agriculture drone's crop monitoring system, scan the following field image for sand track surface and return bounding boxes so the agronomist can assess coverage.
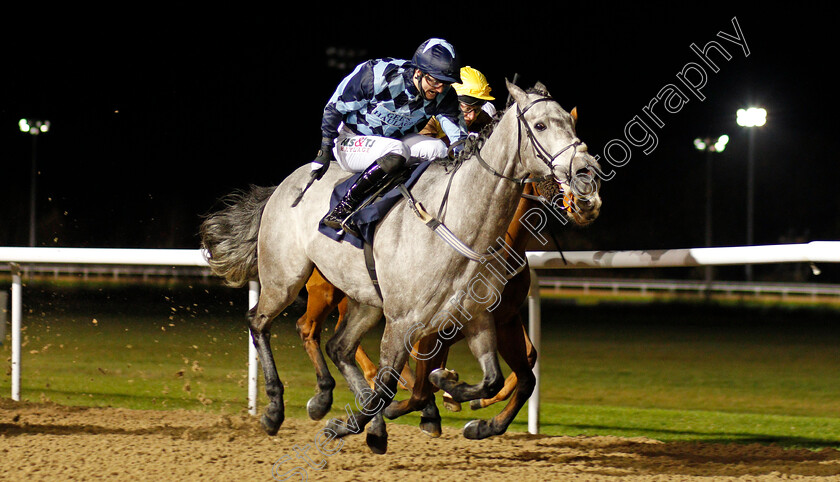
[2,399,839,481]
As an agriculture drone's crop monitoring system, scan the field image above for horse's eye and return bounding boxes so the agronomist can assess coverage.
[535,122,547,131]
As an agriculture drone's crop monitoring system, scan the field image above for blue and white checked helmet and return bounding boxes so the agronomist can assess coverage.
[412,38,461,83]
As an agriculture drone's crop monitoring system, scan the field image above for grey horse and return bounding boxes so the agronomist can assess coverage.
[200,81,602,453]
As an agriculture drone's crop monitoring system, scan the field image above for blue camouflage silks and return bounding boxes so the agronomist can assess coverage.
[321,58,466,145]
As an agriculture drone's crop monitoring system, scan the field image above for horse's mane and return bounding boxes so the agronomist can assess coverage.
[525,85,551,98]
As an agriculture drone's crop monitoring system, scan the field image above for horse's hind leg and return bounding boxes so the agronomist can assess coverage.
[250,254,314,436]
[248,287,291,435]
[463,311,536,440]
[295,270,344,420]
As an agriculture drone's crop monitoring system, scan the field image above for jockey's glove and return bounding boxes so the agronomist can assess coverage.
[448,139,466,160]
[311,138,335,180]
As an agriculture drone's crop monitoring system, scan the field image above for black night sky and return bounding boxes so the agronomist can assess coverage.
[1,7,837,281]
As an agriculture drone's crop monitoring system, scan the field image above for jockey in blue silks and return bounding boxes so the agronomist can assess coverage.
[311,38,468,231]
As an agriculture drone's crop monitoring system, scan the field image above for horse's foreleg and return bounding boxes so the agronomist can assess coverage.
[355,351,414,392]
[325,301,389,452]
[471,323,535,410]
[470,368,518,411]
[367,321,411,452]
[429,311,504,404]
[354,346,379,390]
[463,311,536,440]
[296,271,344,420]
[398,354,416,391]
[382,332,453,437]
[327,316,410,454]
[470,267,534,410]
[359,349,414,391]
[436,343,462,412]
[333,295,385,390]
[346,300,414,391]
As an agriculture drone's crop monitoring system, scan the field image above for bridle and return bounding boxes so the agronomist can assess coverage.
[517,97,583,182]
[433,90,603,229]
[460,93,583,187]
[403,93,595,264]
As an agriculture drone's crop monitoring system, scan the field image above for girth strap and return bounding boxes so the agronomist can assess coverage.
[363,241,382,299]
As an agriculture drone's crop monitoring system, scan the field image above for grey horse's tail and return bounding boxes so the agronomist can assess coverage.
[199,185,276,288]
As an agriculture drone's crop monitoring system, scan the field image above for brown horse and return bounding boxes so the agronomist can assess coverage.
[295,174,600,437]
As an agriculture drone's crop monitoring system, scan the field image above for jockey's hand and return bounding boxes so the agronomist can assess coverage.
[311,141,334,180]
[448,139,466,160]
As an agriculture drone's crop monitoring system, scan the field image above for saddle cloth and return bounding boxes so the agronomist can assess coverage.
[318,160,432,248]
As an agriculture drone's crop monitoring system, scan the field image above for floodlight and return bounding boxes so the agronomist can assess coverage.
[736,107,766,127]
[714,134,729,152]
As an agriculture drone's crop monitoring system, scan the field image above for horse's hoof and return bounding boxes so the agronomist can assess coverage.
[442,394,462,412]
[463,419,495,440]
[366,431,388,454]
[429,368,458,388]
[325,417,363,438]
[306,393,332,421]
[260,409,284,436]
[419,416,442,438]
[469,399,485,411]
[382,402,405,420]
[324,418,347,438]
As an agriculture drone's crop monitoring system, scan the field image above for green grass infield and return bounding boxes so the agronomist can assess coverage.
[2,281,839,449]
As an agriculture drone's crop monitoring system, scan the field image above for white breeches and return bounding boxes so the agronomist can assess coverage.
[331,126,448,172]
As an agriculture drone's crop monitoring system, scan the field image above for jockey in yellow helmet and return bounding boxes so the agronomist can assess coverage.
[420,65,496,141]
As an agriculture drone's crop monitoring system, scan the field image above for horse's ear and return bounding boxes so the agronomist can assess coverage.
[534,81,551,97]
[506,78,528,107]
[571,106,578,124]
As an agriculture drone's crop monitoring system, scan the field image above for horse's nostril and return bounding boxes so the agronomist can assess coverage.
[571,176,597,197]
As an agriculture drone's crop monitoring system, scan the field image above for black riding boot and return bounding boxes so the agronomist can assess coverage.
[323,153,407,231]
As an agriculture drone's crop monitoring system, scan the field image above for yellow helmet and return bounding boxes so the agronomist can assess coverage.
[452,66,495,102]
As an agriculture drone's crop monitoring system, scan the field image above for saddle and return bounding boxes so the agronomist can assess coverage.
[317,161,432,248]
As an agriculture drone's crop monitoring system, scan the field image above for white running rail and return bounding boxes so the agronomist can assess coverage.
[3,241,839,434]
[0,247,260,414]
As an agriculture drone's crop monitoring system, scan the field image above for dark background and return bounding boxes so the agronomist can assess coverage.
[1,6,836,281]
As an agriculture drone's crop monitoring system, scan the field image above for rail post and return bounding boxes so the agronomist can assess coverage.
[10,263,22,401]
[528,268,541,434]
[0,289,7,344]
[248,280,260,415]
